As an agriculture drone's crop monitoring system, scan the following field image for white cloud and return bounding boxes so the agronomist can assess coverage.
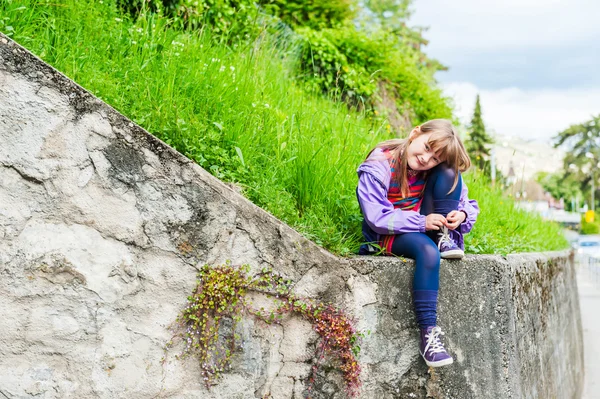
[408,0,600,142]
[444,82,600,142]
[411,0,600,52]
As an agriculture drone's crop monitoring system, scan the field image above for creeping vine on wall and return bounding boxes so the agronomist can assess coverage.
[164,262,362,397]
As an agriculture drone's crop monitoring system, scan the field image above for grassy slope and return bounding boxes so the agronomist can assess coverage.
[1,0,569,254]
[464,172,568,254]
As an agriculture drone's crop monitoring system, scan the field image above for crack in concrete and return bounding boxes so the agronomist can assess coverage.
[122,278,146,300]
[255,323,286,398]
[88,302,104,399]
[139,222,182,259]
[84,153,98,182]
[79,285,104,303]
[290,263,317,290]
[234,223,271,269]
[275,323,287,378]
[0,163,44,185]
[0,389,12,398]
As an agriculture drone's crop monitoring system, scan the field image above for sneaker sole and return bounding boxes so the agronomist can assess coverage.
[441,250,464,259]
[423,356,454,367]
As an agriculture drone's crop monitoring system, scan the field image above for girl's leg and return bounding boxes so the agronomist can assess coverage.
[420,163,464,258]
[390,233,440,327]
[420,163,462,217]
[391,232,454,367]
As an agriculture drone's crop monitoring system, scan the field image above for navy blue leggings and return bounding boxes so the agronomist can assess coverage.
[390,163,462,291]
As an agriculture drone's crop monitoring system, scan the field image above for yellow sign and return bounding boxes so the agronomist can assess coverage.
[585,210,595,223]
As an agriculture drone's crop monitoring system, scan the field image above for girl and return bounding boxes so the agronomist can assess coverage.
[356,119,479,367]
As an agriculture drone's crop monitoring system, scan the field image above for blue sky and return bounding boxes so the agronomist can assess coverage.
[410,0,600,142]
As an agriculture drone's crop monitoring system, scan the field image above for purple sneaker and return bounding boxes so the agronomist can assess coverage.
[419,326,454,367]
[437,226,464,259]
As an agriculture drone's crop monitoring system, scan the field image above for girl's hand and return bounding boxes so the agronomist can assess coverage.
[425,213,447,231]
[446,210,466,230]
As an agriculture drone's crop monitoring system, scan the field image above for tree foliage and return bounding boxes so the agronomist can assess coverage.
[466,94,493,171]
[296,2,452,124]
[296,24,451,122]
[536,171,582,211]
[553,114,600,210]
[360,0,446,72]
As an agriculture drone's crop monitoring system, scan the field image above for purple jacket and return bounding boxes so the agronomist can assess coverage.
[357,148,480,249]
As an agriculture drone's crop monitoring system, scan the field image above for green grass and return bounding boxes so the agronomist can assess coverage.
[464,171,568,254]
[0,0,569,254]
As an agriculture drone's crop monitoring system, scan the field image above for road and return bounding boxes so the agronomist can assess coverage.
[577,258,600,399]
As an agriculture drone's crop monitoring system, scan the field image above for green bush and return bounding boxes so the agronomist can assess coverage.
[116,0,355,39]
[261,0,356,29]
[116,0,162,15]
[581,212,600,234]
[296,26,377,104]
[117,0,265,40]
[297,25,452,122]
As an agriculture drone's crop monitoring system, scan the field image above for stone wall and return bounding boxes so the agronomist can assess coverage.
[0,33,584,399]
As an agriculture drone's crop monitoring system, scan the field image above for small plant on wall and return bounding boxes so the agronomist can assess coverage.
[164,262,362,397]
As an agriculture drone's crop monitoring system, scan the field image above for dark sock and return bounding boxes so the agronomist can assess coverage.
[413,289,438,328]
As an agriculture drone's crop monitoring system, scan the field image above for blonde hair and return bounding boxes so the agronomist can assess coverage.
[371,119,471,197]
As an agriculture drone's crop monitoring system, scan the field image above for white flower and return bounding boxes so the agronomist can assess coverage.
[115,18,122,22]
[264,103,270,108]
[230,66,235,72]
[219,66,225,72]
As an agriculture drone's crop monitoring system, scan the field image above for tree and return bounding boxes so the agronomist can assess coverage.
[359,0,447,73]
[466,94,494,171]
[554,114,600,210]
[536,171,582,212]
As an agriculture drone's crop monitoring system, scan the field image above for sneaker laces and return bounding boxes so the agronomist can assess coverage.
[437,226,452,250]
[424,327,447,355]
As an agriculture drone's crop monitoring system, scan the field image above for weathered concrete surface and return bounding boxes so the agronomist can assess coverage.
[349,253,584,399]
[0,33,584,399]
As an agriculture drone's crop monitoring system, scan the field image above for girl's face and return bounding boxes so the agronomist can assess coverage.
[406,131,442,171]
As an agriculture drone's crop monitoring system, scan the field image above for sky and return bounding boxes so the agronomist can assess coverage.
[410,0,600,143]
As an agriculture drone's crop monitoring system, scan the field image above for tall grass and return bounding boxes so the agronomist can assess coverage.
[2,0,381,253]
[1,0,568,254]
